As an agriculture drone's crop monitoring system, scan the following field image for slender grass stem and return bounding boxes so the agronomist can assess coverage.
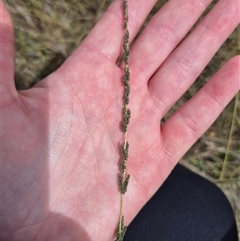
[219,92,239,182]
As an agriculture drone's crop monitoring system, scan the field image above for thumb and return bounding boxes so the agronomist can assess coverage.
[0,1,17,105]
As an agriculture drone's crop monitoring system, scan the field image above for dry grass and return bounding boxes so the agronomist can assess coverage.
[3,0,239,237]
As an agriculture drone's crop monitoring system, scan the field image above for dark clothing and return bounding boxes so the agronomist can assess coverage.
[124,164,238,241]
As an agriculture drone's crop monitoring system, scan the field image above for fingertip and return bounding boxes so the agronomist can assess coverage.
[1,1,14,43]
[216,55,240,91]
[224,55,240,70]
[225,55,240,78]
[0,1,17,105]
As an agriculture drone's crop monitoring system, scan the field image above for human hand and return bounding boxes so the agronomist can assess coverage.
[1,0,239,240]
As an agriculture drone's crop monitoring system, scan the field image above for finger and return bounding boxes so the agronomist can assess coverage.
[129,0,213,86]
[161,56,239,167]
[71,0,158,62]
[149,0,239,115]
[0,1,17,105]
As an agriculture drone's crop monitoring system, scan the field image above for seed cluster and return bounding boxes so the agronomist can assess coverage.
[115,217,127,241]
[115,1,131,241]
[119,0,131,197]
[119,141,130,195]
[120,142,129,169]
[122,0,131,126]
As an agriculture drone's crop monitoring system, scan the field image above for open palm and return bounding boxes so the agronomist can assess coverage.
[1,0,239,240]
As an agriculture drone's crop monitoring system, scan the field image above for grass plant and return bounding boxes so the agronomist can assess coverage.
[115,2,131,240]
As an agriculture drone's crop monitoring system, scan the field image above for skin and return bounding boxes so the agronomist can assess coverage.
[1,0,239,240]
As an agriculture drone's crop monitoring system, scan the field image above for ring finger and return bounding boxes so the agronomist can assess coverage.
[148,0,238,115]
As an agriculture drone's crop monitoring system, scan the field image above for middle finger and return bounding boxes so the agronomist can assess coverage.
[129,0,213,87]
